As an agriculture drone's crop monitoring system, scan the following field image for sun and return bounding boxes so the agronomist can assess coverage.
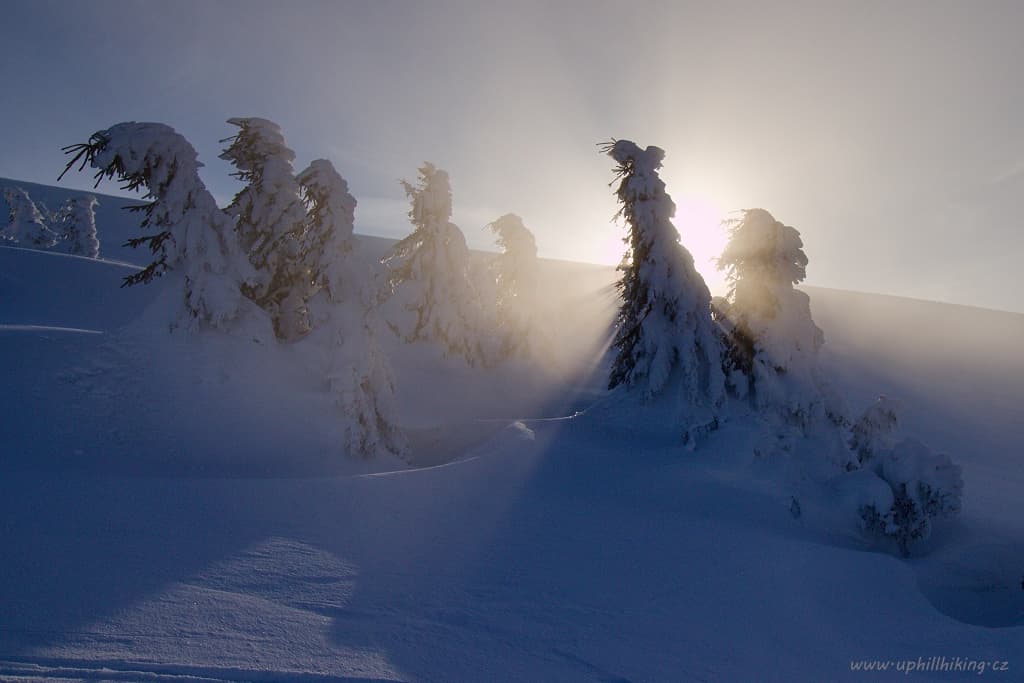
[593,188,731,298]
[672,192,729,297]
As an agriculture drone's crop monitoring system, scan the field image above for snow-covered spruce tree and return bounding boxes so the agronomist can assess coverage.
[55,195,100,257]
[717,208,840,426]
[60,122,250,328]
[602,139,725,416]
[487,213,540,359]
[3,187,58,248]
[296,159,359,298]
[849,397,963,556]
[383,163,490,365]
[295,158,406,458]
[219,117,309,340]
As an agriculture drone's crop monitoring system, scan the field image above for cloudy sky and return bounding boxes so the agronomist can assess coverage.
[2,0,1021,312]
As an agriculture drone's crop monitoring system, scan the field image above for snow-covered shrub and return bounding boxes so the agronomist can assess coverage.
[296,158,406,458]
[54,195,100,258]
[849,395,900,467]
[60,122,252,329]
[383,163,491,366]
[3,186,58,248]
[860,438,963,556]
[601,139,725,412]
[717,208,839,427]
[848,397,963,556]
[487,212,541,359]
[219,117,309,340]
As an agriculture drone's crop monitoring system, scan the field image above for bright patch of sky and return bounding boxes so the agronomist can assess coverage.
[2,0,1021,312]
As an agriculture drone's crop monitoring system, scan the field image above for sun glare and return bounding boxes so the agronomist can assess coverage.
[672,193,729,297]
[595,191,729,297]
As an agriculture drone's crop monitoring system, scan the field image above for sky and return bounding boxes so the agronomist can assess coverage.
[1,0,1022,312]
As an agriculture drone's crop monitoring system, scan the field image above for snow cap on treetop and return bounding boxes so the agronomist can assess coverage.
[90,122,206,179]
[405,163,452,224]
[720,208,809,286]
[606,140,666,174]
[488,213,538,259]
[297,158,357,237]
[220,117,296,168]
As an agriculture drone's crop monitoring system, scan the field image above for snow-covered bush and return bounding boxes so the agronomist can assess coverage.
[296,158,406,458]
[601,139,725,412]
[860,438,964,556]
[60,121,252,329]
[383,163,491,366]
[848,397,963,556]
[3,186,58,248]
[717,208,839,427]
[54,195,100,258]
[849,395,900,467]
[219,117,309,340]
[487,212,541,359]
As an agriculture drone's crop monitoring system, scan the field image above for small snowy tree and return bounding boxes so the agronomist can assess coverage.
[383,163,490,365]
[55,195,100,258]
[850,397,963,556]
[60,122,251,328]
[296,159,406,458]
[3,187,58,249]
[297,159,359,299]
[717,208,837,425]
[601,139,725,412]
[487,213,541,359]
[849,395,900,467]
[219,117,309,340]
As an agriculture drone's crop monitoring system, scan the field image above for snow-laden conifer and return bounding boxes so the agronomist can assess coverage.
[487,213,540,359]
[602,139,725,409]
[55,195,100,258]
[60,122,251,329]
[383,163,489,365]
[219,117,309,340]
[3,187,58,249]
[717,208,836,425]
[296,158,406,458]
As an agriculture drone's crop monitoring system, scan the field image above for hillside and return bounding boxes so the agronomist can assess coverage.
[1,178,1021,681]
[1,176,148,265]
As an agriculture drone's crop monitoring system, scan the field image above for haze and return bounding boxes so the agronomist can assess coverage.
[2,0,1021,312]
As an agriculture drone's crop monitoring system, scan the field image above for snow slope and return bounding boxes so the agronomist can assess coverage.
[1,185,1022,680]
